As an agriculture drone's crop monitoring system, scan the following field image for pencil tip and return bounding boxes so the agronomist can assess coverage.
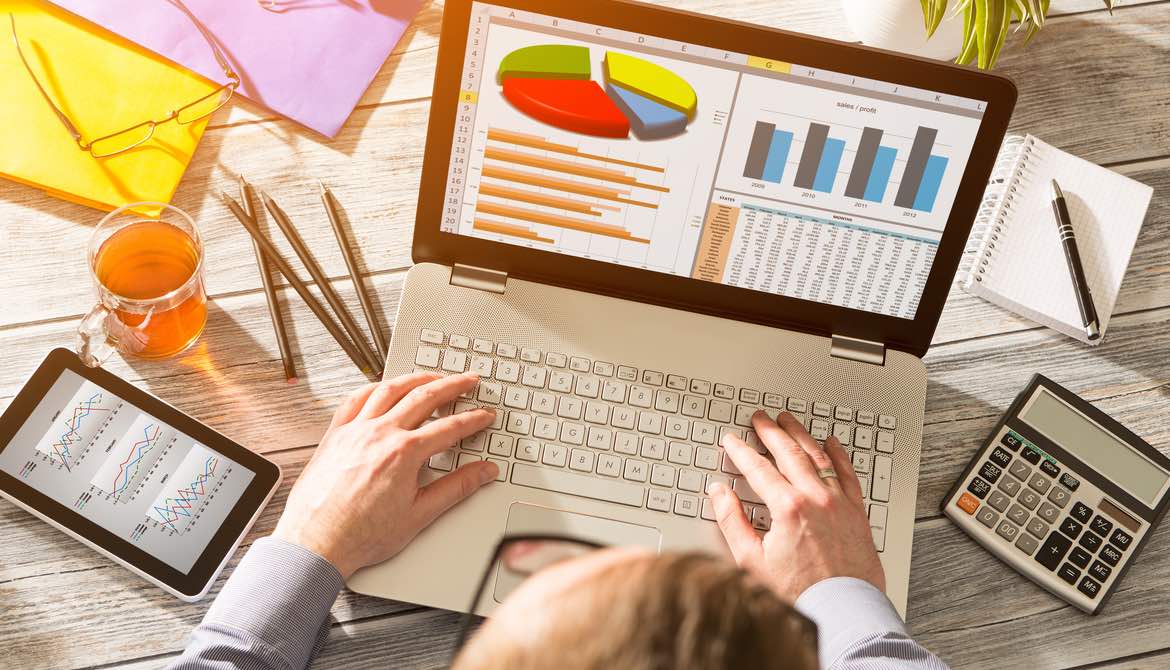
[318,179,328,196]
[286,376,299,385]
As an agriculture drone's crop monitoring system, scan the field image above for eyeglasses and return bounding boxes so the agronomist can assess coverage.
[450,535,604,658]
[8,3,240,159]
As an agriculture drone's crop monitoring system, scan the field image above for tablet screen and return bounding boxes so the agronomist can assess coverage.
[0,369,256,573]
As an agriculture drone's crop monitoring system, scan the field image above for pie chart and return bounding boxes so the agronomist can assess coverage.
[497,45,698,140]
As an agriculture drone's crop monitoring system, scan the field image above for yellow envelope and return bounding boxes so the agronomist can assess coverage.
[0,0,219,215]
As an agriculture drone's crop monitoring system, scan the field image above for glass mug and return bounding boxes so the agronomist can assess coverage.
[77,202,208,366]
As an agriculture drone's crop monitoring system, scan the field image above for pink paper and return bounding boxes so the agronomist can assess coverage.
[49,0,423,138]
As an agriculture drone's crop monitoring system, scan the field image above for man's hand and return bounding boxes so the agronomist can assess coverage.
[273,372,497,578]
[708,411,884,602]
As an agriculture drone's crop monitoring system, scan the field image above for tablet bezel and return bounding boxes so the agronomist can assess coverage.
[412,0,1018,359]
[0,348,282,599]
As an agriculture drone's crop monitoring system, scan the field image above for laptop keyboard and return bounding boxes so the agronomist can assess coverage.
[414,328,897,551]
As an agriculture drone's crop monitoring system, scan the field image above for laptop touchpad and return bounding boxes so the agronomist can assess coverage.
[492,503,662,603]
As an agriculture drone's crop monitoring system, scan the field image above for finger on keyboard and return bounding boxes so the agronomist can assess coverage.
[720,431,788,505]
[356,372,442,421]
[383,373,480,428]
[411,408,497,462]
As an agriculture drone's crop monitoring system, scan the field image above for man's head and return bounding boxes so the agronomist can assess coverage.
[453,548,819,670]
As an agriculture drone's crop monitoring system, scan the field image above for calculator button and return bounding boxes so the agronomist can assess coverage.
[967,477,992,499]
[1058,563,1081,585]
[998,475,1023,497]
[1017,488,1041,510]
[1027,472,1050,494]
[1089,561,1112,582]
[1001,432,1022,451]
[976,507,999,528]
[978,462,1002,484]
[1099,544,1122,567]
[1071,502,1093,523]
[1069,546,1092,569]
[957,492,981,515]
[1036,532,1072,571]
[989,446,1012,468]
[987,490,1011,512]
[996,520,1020,542]
[1026,517,1049,539]
[1060,517,1084,540]
[1060,473,1080,491]
[1039,459,1060,478]
[1110,529,1133,551]
[1006,504,1030,526]
[1037,502,1061,525]
[1008,461,1032,482]
[1077,576,1101,599]
[1079,531,1102,553]
[1089,515,1113,537]
[1021,447,1042,465]
[1015,533,1039,556]
[1047,486,1071,509]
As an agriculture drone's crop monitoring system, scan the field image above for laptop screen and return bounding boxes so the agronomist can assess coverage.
[440,2,988,320]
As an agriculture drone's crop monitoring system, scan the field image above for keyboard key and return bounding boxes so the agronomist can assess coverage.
[531,392,555,415]
[647,488,672,512]
[878,415,896,430]
[533,417,558,440]
[548,371,574,393]
[691,422,716,445]
[638,412,664,435]
[629,386,654,409]
[602,380,628,403]
[557,396,583,420]
[462,432,488,452]
[871,456,892,502]
[569,356,590,372]
[612,407,636,430]
[678,469,704,492]
[419,329,444,344]
[666,375,687,391]
[575,376,600,398]
[852,451,872,474]
[668,442,693,466]
[763,393,785,409]
[428,448,455,471]
[835,406,855,422]
[522,366,547,388]
[854,428,874,450]
[1110,528,1133,551]
[641,437,666,460]
[708,401,733,423]
[655,390,680,413]
[516,439,540,462]
[732,478,764,504]
[504,387,530,410]
[496,361,520,383]
[623,458,649,482]
[587,426,614,451]
[787,398,808,413]
[456,452,482,468]
[511,463,644,507]
[809,419,829,441]
[569,449,596,473]
[1099,544,1122,567]
[713,384,735,400]
[546,352,567,368]
[1078,576,1101,599]
[681,395,706,418]
[560,423,585,445]
[753,505,773,531]
[584,401,610,425]
[415,346,441,368]
[734,405,756,427]
[614,433,638,455]
[675,493,699,517]
[1036,531,1072,570]
[496,342,517,359]
[812,402,831,418]
[1058,563,1081,586]
[487,458,508,482]
[593,361,615,377]
[875,432,894,453]
[488,434,514,457]
[448,334,470,350]
[542,444,568,467]
[506,412,532,436]
[471,338,493,354]
[469,356,493,378]
[650,463,676,487]
[1068,546,1092,568]
[869,503,887,551]
[1070,502,1093,523]
[689,379,712,395]
[617,365,638,381]
[833,423,853,446]
[642,370,664,386]
[720,452,742,475]
[695,447,719,470]
[855,410,875,425]
[978,462,1002,484]
[1015,533,1039,556]
[596,453,623,477]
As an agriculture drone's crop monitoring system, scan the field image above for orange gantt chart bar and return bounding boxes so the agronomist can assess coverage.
[473,218,555,244]
[485,147,670,193]
[487,128,666,173]
[476,201,650,244]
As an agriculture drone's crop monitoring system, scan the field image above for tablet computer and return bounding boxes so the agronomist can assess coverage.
[0,348,282,601]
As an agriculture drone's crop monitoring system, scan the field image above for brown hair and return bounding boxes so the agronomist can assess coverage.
[453,552,819,670]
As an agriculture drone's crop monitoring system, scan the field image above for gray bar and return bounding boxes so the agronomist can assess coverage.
[845,127,884,199]
[743,121,776,180]
[794,123,830,190]
[894,126,938,208]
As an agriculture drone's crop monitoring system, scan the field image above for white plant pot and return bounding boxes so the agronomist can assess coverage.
[840,0,965,62]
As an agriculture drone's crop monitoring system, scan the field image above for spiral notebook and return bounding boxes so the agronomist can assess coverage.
[958,135,1153,345]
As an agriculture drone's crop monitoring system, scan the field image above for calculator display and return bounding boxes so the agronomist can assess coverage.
[1021,389,1170,505]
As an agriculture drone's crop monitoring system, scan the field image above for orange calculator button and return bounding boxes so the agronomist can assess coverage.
[957,492,980,515]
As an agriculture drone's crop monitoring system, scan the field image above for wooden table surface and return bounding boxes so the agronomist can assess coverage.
[3,1,1170,668]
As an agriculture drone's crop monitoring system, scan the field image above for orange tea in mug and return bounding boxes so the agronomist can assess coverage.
[78,203,207,366]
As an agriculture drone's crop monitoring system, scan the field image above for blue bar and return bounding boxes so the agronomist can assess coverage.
[863,146,897,203]
[812,138,845,193]
[912,155,949,212]
[762,130,794,184]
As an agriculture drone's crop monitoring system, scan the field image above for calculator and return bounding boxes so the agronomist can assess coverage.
[943,374,1170,613]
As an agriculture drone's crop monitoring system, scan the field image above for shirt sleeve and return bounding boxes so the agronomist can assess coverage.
[167,537,345,670]
[795,577,950,670]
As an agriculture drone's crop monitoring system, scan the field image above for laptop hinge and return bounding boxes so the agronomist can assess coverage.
[450,263,507,294]
[830,335,886,367]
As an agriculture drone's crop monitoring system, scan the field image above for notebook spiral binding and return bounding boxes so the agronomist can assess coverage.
[958,134,1036,285]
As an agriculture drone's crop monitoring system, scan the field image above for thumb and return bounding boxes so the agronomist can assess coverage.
[709,482,762,567]
[412,460,498,528]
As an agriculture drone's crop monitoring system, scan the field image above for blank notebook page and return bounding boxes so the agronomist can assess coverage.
[973,137,1153,343]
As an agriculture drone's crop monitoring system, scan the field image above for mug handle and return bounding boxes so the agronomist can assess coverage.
[76,304,153,367]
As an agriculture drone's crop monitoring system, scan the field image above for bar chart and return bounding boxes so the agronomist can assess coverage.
[741,120,950,213]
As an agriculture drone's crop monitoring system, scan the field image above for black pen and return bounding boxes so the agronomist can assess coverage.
[1050,180,1100,341]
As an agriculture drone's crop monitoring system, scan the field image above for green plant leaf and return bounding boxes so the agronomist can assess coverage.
[986,0,1012,68]
[1025,0,1045,28]
[922,0,948,37]
[956,0,979,65]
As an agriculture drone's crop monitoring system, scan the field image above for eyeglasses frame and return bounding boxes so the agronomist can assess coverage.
[8,1,241,159]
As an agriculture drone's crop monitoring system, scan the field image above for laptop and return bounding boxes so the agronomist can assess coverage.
[347,0,1016,618]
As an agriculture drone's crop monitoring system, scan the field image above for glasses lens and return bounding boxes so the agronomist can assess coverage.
[490,539,597,604]
[176,84,234,124]
[89,122,155,158]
